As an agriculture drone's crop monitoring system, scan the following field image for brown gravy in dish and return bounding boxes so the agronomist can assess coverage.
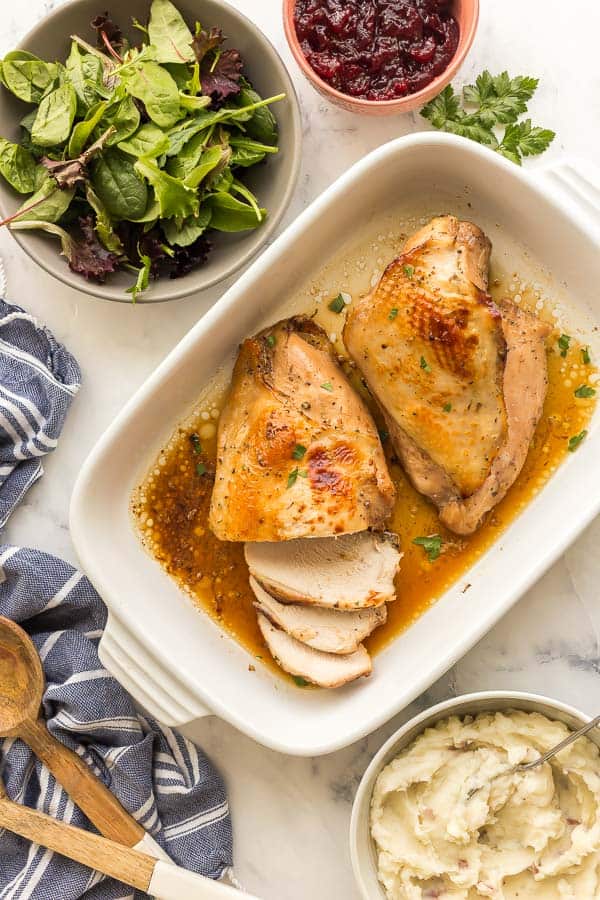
[132,276,597,681]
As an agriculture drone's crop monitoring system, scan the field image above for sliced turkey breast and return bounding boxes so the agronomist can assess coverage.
[257,614,372,687]
[245,531,401,611]
[250,576,386,655]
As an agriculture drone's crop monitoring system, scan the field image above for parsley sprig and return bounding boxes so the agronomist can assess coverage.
[421,71,555,166]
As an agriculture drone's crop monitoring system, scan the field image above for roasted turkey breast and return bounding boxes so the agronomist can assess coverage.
[210,317,395,542]
[344,216,550,534]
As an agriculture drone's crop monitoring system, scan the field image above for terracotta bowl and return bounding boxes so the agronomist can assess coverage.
[283,0,479,115]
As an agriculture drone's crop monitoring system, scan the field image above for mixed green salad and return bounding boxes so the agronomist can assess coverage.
[0,0,284,298]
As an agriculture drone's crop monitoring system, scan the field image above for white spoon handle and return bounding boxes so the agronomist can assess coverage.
[149,861,261,899]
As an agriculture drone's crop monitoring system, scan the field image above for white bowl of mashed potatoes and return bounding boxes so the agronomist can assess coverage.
[350,692,600,899]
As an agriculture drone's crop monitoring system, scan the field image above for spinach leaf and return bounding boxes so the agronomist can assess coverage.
[128,197,161,223]
[11,176,75,224]
[118,123,169,158]
[230,135,278,167]
[121,62,181,129]
[20,109,37,134]
[148,0,195,64]
[166,128,212,178]
[163,63,193,91]
[161,206,211,246]
[66,42,108,110]
[101,94,141,146]
[236,81,278,144]
[31,83,77,147]
[1,51,58,104]
[206,192,266,231]
[0,138,39,193]
[166,115,214,156]
[92,149,148,220]
[68,100,109,157]
[211,166,233,193]
[134,157,198,219]
[85,183,124,253]
[183,145,230,189]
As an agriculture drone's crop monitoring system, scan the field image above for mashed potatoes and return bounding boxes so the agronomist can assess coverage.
[370,710,600,898]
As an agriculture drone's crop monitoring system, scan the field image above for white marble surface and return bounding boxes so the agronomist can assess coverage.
[1,1,600,897]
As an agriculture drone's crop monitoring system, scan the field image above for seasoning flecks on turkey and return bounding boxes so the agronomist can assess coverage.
[209,316,395,543]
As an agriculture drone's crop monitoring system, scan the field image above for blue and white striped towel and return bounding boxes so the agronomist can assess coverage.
[0,301,233,897]
[0,302,80,527]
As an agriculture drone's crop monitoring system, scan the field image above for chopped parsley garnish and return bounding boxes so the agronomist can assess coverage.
[328,293,345,314]
[292,675,310,687]
[443,402,452,412]
[574,384,596,399]
[403,264,415,279]
[420,356,431,372]
[266,334,276,348]
[568,430,587,452]
[196,462,207,476]
[190,433,202,454]
[287,467,308,488]
[292,444,307,460]
[582,346,591,365]
[321,381,333,392]
[558,334,571,357]
[378,428,389,443]
[413,534,443,562]
[388,308,399,320]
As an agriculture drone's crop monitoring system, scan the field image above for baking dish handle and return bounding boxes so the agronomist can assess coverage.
[533,158,600,234]
[99,615,213,727]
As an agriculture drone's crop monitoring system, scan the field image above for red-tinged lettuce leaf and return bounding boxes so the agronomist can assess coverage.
[192,25,243,101]
[41,127,114,189]
[69,215,121,281]
[91,12,124,52]
[116,221,211,279]
[167,233,212,278]
[10,217,120,283]
[191,26,224,64]
[201,48,243,101]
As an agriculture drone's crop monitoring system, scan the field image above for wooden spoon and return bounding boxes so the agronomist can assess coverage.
[0,615,146,847]
[0,775,259,899]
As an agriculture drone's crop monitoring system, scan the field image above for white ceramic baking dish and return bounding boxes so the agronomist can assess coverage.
[70,133,600,756]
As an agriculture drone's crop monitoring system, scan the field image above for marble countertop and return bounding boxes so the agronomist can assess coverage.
[1,1,600,897]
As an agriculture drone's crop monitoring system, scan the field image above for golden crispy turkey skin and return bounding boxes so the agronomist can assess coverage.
[344,215,550,535]
[345,215,506,500]
[209,317,395,542]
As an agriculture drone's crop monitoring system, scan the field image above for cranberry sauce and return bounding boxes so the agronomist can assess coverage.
[294,0,459,101]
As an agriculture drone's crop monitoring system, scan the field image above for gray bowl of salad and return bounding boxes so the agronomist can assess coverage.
[0,0,301,301]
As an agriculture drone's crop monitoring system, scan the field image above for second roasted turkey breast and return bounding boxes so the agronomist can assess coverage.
[344,215,551,535]
[210,316,395,542]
